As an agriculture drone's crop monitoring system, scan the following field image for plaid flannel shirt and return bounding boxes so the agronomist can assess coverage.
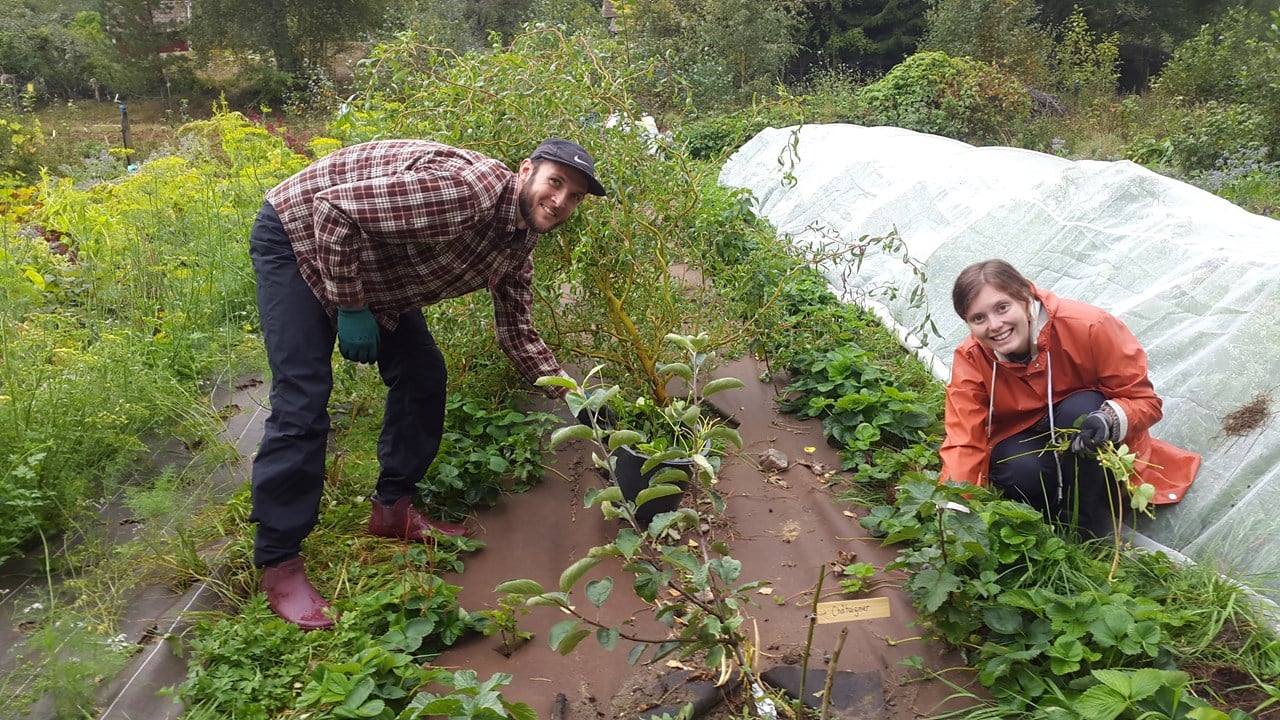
[265,140,563,385]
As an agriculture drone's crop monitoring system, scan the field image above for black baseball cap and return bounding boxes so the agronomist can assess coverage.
[530,138,607,197]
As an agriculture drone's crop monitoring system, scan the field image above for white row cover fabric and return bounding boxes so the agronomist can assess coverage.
[720,124,1280,589]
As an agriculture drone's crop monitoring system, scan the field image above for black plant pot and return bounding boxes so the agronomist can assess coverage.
[610,445,692,527]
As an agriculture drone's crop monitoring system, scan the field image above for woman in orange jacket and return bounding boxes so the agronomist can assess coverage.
[940,259,1200,537]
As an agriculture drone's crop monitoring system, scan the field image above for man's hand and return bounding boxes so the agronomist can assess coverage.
[576,389,618,429]
[337,306,379,363]
[1070,409,1115,454]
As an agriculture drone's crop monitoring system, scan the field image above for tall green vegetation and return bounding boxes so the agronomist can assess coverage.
[191,0,393,75]
[0,3,134,99]
[613,0,801,107]
[0,113,305,565]
[793,0,929,73]
[1050,6,1121,109]
[919,0,1050,84]
[856,51,1031,144]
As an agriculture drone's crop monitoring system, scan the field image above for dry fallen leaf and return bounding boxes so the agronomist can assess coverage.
[781,519,800,543]
[756,587,774,595]
[842,510,857,519]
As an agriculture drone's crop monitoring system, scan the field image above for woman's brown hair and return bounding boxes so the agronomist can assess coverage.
[952,259,1035,318]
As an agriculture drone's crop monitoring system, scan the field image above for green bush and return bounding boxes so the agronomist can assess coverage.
[919,0,1049,85]
[1168,101,1270,173]
[855,51,1031,145]
[1152,7,1280,165]
[1153,7,1273,105]
[0,115,48,179]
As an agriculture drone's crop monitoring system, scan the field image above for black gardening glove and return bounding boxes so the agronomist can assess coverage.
[575,389,618,430]
[1071,409,1115,454]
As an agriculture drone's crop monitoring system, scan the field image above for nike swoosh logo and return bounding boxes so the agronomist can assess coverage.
[573,154,589,167]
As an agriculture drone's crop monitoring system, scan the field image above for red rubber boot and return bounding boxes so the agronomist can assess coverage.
[261,557,334,631]
[368,495,469,541]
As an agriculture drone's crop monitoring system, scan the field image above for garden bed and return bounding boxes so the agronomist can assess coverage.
[429,355,972,718]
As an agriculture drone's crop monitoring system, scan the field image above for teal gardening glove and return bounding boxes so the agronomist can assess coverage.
[336,306,379,364]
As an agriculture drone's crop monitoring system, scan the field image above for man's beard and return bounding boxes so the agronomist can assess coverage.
[518,184,564,233]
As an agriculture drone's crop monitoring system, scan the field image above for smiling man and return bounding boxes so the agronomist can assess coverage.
[247,138,605,629]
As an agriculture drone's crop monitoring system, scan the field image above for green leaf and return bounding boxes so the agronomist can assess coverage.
[913,567,962,613]
[586,577,613,607]
[616,528,643,559]
[559,557,601,593]
[701,377,745,397]
[664,333,697,353]
[658,362,693,382]
[1075,685,1128,720]
[1186,708,1233,720]
[703,425,743,448]
[586,486,624,507]
[628,643,647,665]
[495,579,544,595]
[526,592,571,608]
[607,430,645,450]
[710,556,742,584]
[536,375,578,390]
[550,424,594,449]
[549,620,590,655]
[982,606,1024,635]
[649,467,690,485]
[636,484,684,507]
[595,627,619,651]
[1127,668,1182,702]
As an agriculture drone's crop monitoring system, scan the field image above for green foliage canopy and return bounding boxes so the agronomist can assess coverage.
[919,0,1050,84]
[856,50,1031,144]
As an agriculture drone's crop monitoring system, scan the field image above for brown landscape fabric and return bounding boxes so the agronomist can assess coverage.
[433,356,975,719]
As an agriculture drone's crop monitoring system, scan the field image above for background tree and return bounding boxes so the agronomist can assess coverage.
[1050,6,1119,109]
[918,0,1050,84]
[382,0,477,52]
[1032,0,1235,89]
[528,0,609,36]
[463,0,535,44]
[191,0,391,75]
[0,1,129,99]
[793,0,928,75]
[614,0,800,108]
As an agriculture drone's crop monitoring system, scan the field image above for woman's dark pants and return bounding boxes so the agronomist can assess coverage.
[988,390,1122,538]
[247,202,447,567]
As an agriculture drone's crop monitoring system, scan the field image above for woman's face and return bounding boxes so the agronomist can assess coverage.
[964,284,1033,357]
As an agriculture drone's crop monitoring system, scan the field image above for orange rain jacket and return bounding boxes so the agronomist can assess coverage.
[939,287,1199,504]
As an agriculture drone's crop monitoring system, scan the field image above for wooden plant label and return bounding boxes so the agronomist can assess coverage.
[814,597,891,624]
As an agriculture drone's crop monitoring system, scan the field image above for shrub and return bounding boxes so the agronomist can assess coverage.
[919,0,1049,84]
[1168,101,1270,173]
[855,51,1031,145]
[1050,8,1120,109]
[0,115,47,179]
[1153,7,1273,105]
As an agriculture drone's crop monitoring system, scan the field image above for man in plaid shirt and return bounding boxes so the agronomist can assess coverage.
[248,138,606,629]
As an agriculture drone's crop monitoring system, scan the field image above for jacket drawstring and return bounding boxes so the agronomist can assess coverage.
[1046,351,1064,502]
[987,361,997,440]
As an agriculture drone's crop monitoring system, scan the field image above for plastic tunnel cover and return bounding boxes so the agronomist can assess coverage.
[720,123,1280,590]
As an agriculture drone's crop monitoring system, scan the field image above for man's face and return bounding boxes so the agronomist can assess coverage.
[517,160,589,233]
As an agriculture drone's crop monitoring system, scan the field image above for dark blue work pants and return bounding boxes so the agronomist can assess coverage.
[247,202,447,567]
[988,390,1121,539]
